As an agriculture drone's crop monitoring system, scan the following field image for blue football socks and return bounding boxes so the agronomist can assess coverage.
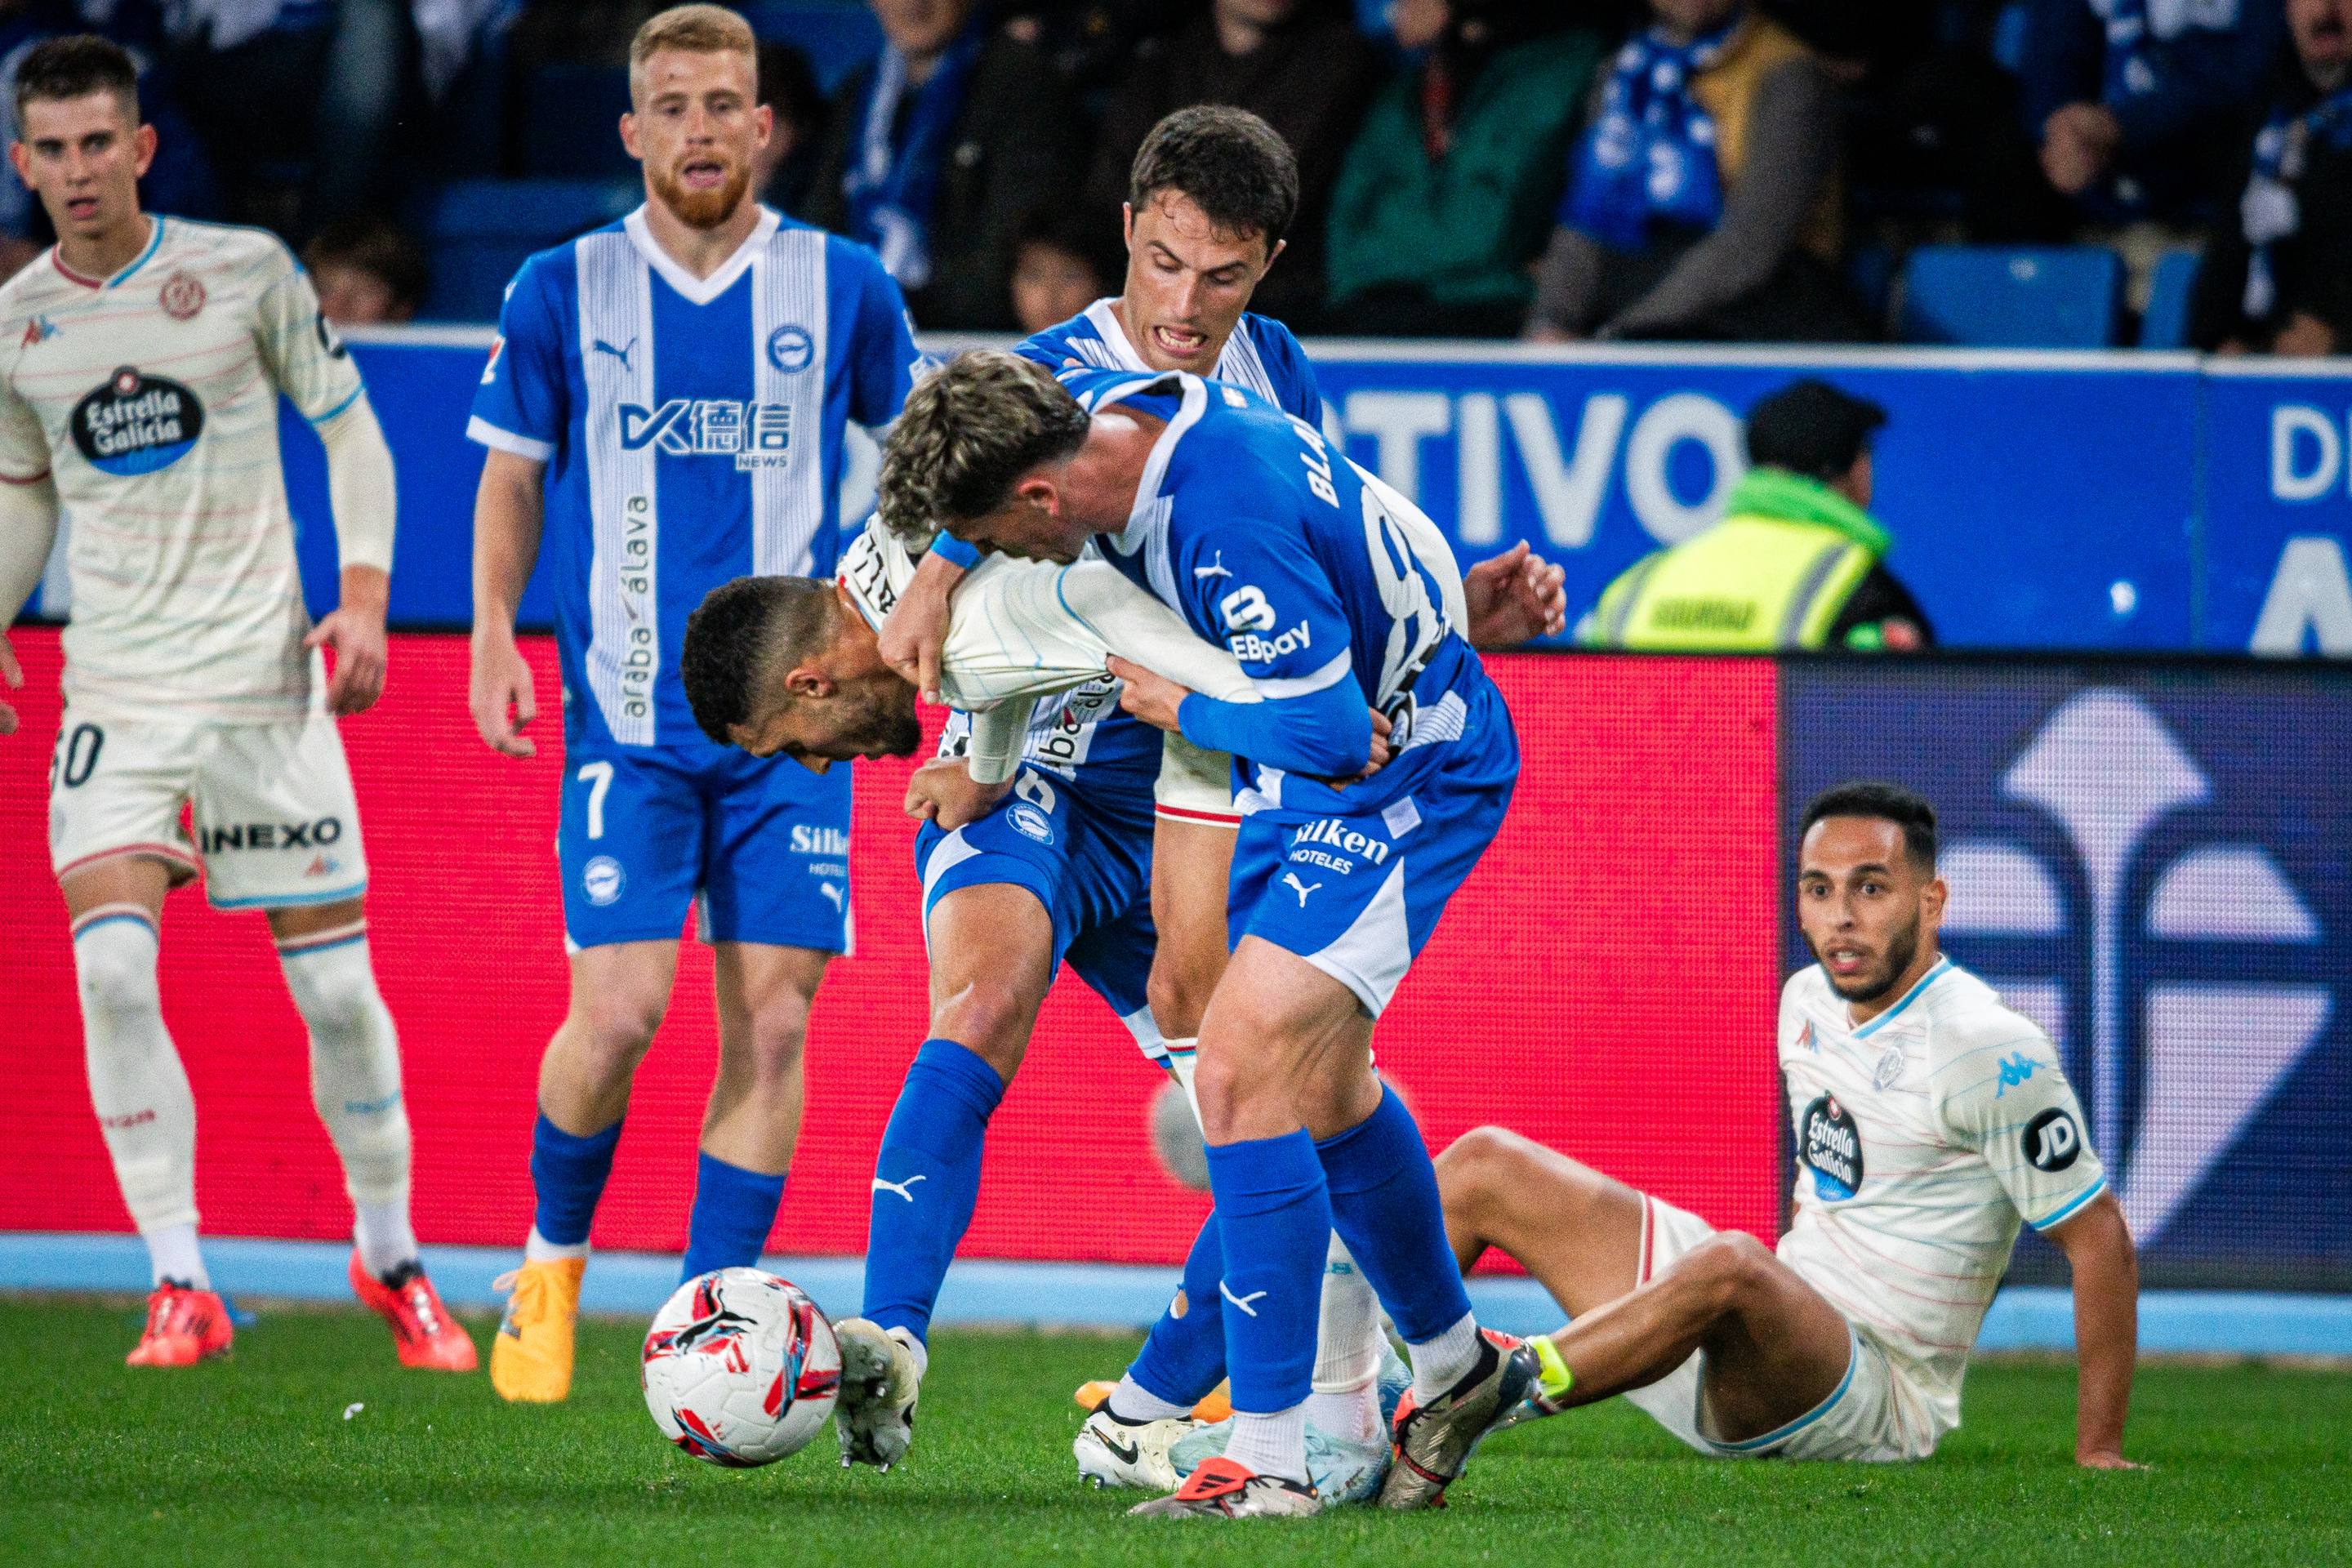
[528,1112,621,1248]
[860,1039,1007,1342]
[1316,1085,1473,1343]
[1125,1209,1229,1407]
[679,1151,786,1281]
[1202,1131,1330,1414]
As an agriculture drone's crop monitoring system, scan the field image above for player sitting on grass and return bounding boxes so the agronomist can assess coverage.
[1392,783,2144,1467]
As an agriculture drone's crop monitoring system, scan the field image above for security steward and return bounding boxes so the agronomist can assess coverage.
[1583,379,1933,650]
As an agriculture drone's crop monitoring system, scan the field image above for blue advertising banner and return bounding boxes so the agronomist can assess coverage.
[1781,660,2352,1288]
[2201,359,2352,656]
[25,333,2344,654]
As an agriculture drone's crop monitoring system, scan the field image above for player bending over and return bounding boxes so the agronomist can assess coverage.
[878,352,1536,1517]
[0,36,471,1370]
[861,107,1563,1502]
[464,5,917,1403]
[1417,784,2141,1466]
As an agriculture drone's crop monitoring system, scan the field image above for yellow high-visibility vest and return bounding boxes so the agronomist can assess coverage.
[1590,514,1878,651]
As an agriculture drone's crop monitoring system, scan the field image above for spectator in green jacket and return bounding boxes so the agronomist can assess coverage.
[1324,1,1601,337]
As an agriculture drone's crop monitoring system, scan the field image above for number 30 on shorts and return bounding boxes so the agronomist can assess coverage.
[52,724,104,791]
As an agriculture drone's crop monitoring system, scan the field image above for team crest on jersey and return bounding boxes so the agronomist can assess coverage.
[1873,1044,1907,1090]
[1800,1094,1864,1201]
[766,324,813,372]
[158,271,205,320]
[72,367,203,475]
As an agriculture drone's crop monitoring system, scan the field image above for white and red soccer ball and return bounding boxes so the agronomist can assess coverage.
[642,1267,841,1468]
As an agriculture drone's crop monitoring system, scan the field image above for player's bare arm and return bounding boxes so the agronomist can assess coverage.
[469,447,546,757]
[878,549,964,702]
[0,470,58,736]
[2047,1190,2143,1469]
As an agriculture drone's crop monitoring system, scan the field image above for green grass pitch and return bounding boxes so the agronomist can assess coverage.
[1,1298,2345,1566]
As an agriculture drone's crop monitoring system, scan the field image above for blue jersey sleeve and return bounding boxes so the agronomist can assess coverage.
[844,243,920,429]
[467,257,568,463]
[1166,510,1370,777]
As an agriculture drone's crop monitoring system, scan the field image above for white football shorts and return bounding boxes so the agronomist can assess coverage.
[48,703,370,910]
[1154,732,1239,826]
[1620,1195,1948,1463]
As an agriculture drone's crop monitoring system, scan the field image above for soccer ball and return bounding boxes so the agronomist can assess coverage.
[642,1267,841,1468]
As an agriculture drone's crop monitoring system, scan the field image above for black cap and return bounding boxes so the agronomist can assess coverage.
[1744,379,1886,482]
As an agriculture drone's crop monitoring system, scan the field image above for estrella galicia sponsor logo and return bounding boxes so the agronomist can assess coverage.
[1008,804,1054,844]
[73,367,203,475]
[582,855,626,906]
[2024,1107,2082,1173]
[199,817,342,854]
[1287,816,1390,877]
[766,324,813,372]
[790,826,850,858]
[1801,1094,1864,1201]
[619,399,793,469]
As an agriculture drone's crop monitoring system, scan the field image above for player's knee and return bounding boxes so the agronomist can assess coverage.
[567,987,669,1077]
[1144,960,1208,1040]
[74,929,162,1027]
[1434,1125,1526,1212]
[735,994,812,1083]
[1678,1232,1776,1312]
[929,975,1040,1078]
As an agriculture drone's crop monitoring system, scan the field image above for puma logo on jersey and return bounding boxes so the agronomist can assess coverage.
[1194,551,1232,579]
[1281,874,1321,906]
[871,1174,928,1202]
[818,882,844,912]
[592,336,637,371]
[1219,1283,1269,1316]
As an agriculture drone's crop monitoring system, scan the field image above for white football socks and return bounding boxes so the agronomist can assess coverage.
[1223,1405,1308,1483]
[1409,1310,1482,1405]
[1106,1374,1193,1424]
[1303,1234,1387,1444]
[74,911,205,1288]
[523,1226,589,1264]
[278,925,416,1279]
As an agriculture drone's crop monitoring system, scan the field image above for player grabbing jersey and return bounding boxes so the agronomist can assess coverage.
[880,352,1537,1517]
[464,6,918,1404]
[0,36,472,1371]
[1422,783,2143,1468]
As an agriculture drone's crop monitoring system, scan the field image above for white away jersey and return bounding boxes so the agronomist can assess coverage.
[0,217,365,723]
[838,516,1254,782]
[1777,958,2107,1431]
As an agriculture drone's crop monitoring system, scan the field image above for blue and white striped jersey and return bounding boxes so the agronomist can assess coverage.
[469,207,919,750]
[1019,298,1321,427]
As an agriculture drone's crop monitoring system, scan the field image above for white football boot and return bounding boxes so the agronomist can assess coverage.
[1073,1405,1197,1490]
[833,1318,922,1470]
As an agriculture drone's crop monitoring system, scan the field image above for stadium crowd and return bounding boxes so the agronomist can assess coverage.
[2,0,2343,351]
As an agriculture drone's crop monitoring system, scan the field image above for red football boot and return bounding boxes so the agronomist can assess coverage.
[126,1281,234,1367]
[350,1253,479,1372]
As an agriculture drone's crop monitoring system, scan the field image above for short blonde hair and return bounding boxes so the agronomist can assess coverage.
[630,4,757,98]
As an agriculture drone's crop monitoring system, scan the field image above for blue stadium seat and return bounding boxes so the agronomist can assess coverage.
[420,179,639,323]
[737,1,884,91]
[2139,249,2202,350]
[1899,246,2123,349]
[519,63,636,180]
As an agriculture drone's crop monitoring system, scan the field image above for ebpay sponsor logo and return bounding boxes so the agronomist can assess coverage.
[1938,690,2331,1245]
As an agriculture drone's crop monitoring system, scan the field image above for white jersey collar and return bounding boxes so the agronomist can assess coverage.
[52,215,167,291]
[1085,296,1255,384]
[1848,956,1953,1039]
[623,204,781,306]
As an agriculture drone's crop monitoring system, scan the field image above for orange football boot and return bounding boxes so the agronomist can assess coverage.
[126,1281,234,1367]
[350,1254,479,1371]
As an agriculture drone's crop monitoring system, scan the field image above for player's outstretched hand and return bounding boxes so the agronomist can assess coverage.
[470,632,538,758]
[309,599,390,716]
[904,756,1010,831]
[0,628,20,736]
[1106,657,1190,733]
[1465,541,1568,649]
[880,550,963,704]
